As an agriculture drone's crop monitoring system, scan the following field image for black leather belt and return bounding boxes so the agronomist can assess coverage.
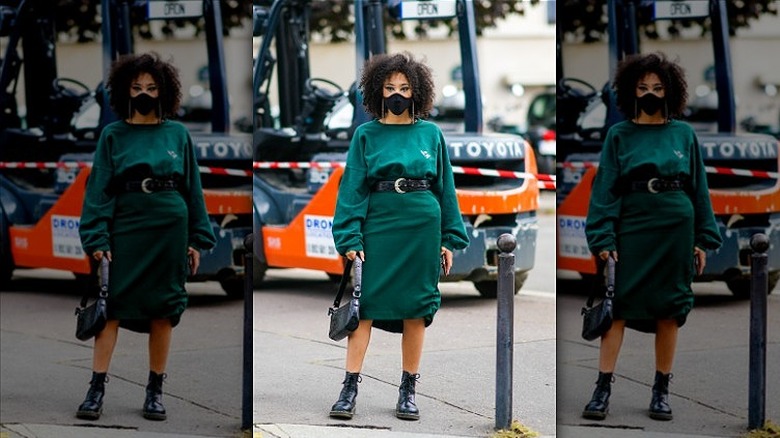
[123,178,179,193]
[630,178,684,193]
[372,178,431,193]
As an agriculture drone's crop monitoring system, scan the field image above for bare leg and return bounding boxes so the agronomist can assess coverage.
[655,319,678,373]
[149,319,173,373]
[93,320,120,372]
[598,319,626,372]
[401,319,426,373]
[346,319,373,373]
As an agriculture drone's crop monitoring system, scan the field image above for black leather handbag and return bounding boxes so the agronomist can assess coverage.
[581,256,615,341]
[328,258,361,341]
[75,258,109,341]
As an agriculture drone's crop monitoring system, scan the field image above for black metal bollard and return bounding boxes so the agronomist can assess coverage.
[495,233,516,430]
[242,233,254,430]
[748,233,769,430]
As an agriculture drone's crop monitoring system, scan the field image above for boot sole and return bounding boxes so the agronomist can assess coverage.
[395,410,420,421]
[76,409,102,420]
[329,409,355,420]
[142,411,167,421]
[649,411,673,421]
[582,409,608,420]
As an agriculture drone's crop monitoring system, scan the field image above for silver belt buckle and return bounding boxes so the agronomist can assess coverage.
[141,177,154,194]
[647,177,659,194]
[394,178,407,194]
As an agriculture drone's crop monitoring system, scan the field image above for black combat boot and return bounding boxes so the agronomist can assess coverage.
[582,372,613,420]
[649,371,673,421]
[76,372,108,420]
[142,371,167,420]
[329,372,361,419]
[396,371,420,420]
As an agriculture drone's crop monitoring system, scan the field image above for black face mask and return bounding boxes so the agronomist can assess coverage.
[637,93,664,116]
[384,93,412,116]
[131,93,159,116]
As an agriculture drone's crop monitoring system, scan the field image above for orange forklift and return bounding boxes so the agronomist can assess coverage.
[0,0,252,296]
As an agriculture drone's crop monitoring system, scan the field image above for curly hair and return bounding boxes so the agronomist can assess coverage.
[107,52,182,120]
[360,52,435,119]
[613,52,688,119]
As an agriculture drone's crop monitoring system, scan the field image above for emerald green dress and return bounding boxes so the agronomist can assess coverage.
[586,120,722,332]
[333,119,469,333]
[80,120,216,332]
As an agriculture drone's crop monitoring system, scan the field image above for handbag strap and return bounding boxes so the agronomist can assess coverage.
[586,255,615,307]
[332,258,355,308]
[80,258,109,308]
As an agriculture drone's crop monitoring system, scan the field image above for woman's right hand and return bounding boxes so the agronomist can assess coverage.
[599,250,618,262]
[92,250,112,262]
[345,250,365,262]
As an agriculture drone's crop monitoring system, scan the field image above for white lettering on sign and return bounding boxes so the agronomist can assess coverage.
[304,215,339,260]
[194,141,252,158]
[700,141,778,159]
[401,1,457,20]
[654,1,709,20]
[147,1,203,19]
[557,215,591,260]
[51,215,86,260]
[449,141,524,159]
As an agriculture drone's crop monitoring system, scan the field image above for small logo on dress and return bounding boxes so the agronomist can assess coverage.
[167,150,178,159]
[673,150,683,159]
[420,150,431,159]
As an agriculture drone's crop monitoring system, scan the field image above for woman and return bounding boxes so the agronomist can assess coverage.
[583,52,722,421]
[330,52,469,421]
[77,53,216,421]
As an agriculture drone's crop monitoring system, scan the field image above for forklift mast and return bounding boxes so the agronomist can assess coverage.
[605,0,736,133]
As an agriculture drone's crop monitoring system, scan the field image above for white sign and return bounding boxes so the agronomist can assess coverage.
[557,215,591,260]
[304,215,339,260]
[401,1,457,20]
[52,215,86,260]
[654,1,709,20]
[148,1,203,20]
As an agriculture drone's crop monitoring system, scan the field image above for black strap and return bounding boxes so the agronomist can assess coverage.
[80,258,109,308]
[331,257,363,308]
[586,256,615,308]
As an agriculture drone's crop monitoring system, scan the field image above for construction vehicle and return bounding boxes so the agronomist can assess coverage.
[252,0,540,297]
[556,0,779,296]
[0,0,252,296]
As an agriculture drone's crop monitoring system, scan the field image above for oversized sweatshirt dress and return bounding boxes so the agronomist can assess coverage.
[333,119,469,333]
[80,120,216,332]
[585,120,722,332]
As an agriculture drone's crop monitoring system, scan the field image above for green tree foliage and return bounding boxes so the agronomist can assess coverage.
[51,0,252,43]
[304,0,541,43]
[561,0,778,43]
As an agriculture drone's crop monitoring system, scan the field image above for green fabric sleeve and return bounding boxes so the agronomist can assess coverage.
[689,133,723,250]
[79,130,116,255]
[183,132,217,251]
[433,130,469,251]
[585,129,621,255]
[333,132,370,255]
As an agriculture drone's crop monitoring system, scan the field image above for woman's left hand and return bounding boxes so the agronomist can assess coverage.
[188,247,200,275]
[440,247,453,276]
[693,246,706,276]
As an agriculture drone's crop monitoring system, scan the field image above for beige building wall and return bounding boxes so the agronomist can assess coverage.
[561,12,780,130]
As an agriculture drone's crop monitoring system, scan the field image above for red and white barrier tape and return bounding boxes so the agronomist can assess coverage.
[0,161,253,177]
[558,161,779,179]
[253,161,557,189]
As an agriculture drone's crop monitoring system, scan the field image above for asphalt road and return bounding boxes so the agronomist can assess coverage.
[253,193,557,437]
[0,271,244,437]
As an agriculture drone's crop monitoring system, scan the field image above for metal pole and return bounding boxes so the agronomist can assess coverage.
[495,233,516,430]
[242,233,254,430]
[748,233,769,430]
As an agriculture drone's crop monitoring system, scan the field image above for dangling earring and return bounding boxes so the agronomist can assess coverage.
[381,99,385,119]
[157,100,163,124]
[634,98,638,120]
[410,100,415,122]
[128,100,133,122]
[664,100,668,121]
